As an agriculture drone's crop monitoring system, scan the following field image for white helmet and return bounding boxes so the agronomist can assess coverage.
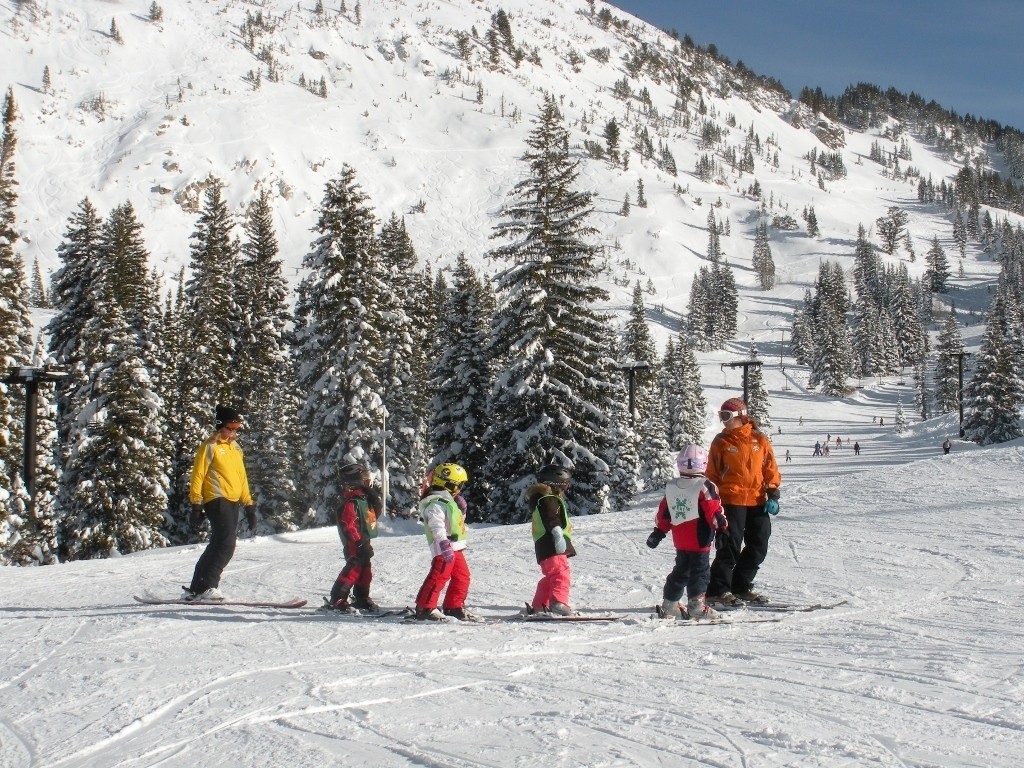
[676,444,708,475]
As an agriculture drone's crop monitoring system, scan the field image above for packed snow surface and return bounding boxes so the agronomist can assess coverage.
[2,390,1022,767]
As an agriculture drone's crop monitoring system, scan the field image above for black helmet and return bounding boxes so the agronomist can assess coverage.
[536,464,570,487]
[338,461,366,487]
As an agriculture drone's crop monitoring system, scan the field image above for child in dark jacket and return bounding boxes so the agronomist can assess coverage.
[327,462,381,612]
[527,464,577,616]
[646,445,728,620]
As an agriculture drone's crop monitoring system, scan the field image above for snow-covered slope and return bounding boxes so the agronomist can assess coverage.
[1,403,1021,766]
[3,0,1012,359]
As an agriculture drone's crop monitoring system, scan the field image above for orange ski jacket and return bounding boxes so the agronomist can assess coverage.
[706,422,781,506]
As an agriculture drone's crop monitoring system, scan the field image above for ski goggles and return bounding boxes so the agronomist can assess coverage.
[719,409,746,422]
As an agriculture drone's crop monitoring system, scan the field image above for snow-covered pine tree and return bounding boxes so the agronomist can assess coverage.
[924,235,950,294]
[934,308,965,414]
[157,271,196,544]
[962,292,1021,445]
[752,222,775,290]
[59,288,169,559]
[893,398,908,434]
[889,263,927,367]
[685,266,713,351]
[620,281,672,489]
[29,258,47,307]
[428,253,493,519]
[293,164,388,524]
[711,261,739,346]
[482,94,617,523]
[0,87,34,561]
[806,205,819,237]
[807,261,852,395]
[661,333,707,448]
[46,199,107,540]
[377,213,429,515]
[233,190,301,533]
[745,348,771,430]
[706,207,721,262]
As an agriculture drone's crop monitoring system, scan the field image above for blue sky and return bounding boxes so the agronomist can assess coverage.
[607,1,1024,131]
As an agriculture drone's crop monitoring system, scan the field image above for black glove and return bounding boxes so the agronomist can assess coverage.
[357,538,374,563]
[189,503,205,529]
[245,505,257,532]
[646,528,666,549]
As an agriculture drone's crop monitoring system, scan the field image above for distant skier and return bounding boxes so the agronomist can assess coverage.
[785,449,791,463]
[813,441,822,457]
[326,462,381,612]
[527,464,578,616]
[853,441,861,455]
[705,398,781,606]
[835,436,842,450]
[942,438,952,455]
[414,463,474,621]
[647,445,728,621]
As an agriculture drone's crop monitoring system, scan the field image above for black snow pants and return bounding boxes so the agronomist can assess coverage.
[189,498,241,593]
[707,504,771,596]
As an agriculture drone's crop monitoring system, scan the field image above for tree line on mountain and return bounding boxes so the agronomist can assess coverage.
[0,93,711,565]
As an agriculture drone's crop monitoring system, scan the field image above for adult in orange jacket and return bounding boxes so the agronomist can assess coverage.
[705,398,781,605]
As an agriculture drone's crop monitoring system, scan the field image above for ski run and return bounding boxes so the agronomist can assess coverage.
[3,416,1024,767]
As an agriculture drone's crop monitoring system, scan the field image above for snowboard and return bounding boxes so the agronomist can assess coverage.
[133,595,307,608]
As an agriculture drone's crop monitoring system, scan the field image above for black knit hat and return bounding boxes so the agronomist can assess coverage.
[215,405,243,430]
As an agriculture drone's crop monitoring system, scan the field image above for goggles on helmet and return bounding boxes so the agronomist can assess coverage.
[719,408,746,422]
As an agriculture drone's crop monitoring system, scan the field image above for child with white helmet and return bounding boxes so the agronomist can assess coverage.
[646,444,728,620]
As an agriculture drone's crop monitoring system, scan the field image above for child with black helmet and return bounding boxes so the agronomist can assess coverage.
[526,464,577,616]
[414,463,474,621]
[646,445,728,620]
[326,461,382,612]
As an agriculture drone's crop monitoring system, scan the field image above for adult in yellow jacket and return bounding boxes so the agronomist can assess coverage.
[184,405,254,601]
[705,398,781,605]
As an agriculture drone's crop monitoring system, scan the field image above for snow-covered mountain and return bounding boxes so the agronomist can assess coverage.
[4,0,1010,360]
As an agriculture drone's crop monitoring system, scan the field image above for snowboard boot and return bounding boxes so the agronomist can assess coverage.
[687,595,720,621]
[706,591,738,606]
[351,586,379,613]
[657,599,684,620]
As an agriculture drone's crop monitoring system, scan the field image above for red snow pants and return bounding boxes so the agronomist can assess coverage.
[416,550,470,610]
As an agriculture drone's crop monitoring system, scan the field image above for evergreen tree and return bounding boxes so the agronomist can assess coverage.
[805,205,819,237]
[428,254,493,519]
[745,349,771,430]
[59,288,168,559]
[962,299,1021,445]
[934,308,965,414]
[621,282,672,489]
[924,235,950,294]
[293,165,388,524]
[0,87,34,559]
[952,208,967,258]
[661,335,707,448]
[752,222,775,290]
[482,94,619,522]
[706,208,722,262]
[875,206,909,254]
[29,258,47,307]
[234,190,301,532]
[893,398,908,434]
[377,212,430,515]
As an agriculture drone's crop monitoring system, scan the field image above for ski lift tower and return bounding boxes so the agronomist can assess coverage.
[615,361,650,425]
[721,358,762,405]
[4,365,68,503]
